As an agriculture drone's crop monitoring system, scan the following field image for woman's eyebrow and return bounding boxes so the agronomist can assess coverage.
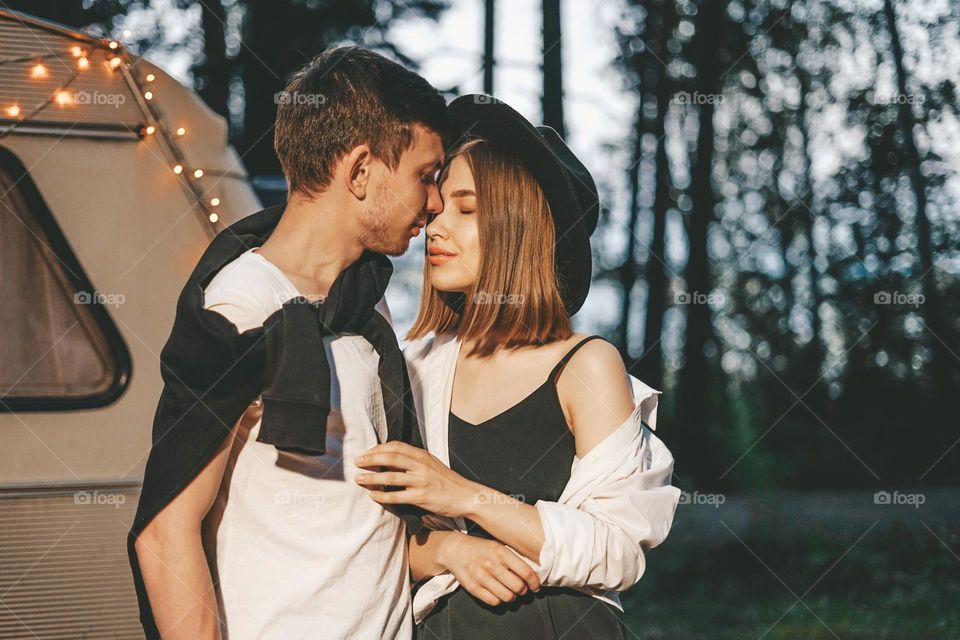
[449,189,476,198]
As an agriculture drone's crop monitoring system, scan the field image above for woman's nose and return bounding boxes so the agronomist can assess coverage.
[425,182,443,216]
[426,208,448,239]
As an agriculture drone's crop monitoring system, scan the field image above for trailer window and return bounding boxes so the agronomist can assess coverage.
[0,149,130,411]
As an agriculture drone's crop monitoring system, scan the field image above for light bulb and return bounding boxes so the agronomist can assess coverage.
[109,41,119,50]
[209,212,219,223]
[55,91,72,106]
[71,46,83,57]
[6,105,20,117]
[78,57,89,70]
[31,63,47,78]
[144,125,156,135]
[210,197,221,206]
[146,73,155,82]
[144,91,153,100]
[193,169,204,178]
[176,127,186,136]
[110,57,122,69]
[173,164,183,175]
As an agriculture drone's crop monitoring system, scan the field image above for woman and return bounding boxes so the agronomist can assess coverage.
[354,96,680,639]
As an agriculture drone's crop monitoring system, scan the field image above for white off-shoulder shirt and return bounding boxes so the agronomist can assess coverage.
[403,332,681,624]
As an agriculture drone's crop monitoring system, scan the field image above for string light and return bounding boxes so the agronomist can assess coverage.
[9,39,225,229]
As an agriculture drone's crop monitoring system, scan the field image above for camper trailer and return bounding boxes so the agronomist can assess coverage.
[0,9,261,637]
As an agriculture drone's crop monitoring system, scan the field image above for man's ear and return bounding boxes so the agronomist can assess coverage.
[344,144,373,200]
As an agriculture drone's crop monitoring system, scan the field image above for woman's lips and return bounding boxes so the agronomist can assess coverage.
[427,253,454,266]
[427,248,456,266]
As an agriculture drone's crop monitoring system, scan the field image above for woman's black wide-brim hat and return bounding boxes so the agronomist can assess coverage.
[447,94,599,316]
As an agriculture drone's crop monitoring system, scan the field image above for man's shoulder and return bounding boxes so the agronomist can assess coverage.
[203,251,293,331]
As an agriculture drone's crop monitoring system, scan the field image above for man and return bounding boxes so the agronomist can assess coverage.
[130,46,448,639]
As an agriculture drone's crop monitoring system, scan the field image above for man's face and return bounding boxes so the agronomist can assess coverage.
[358,123,444,256]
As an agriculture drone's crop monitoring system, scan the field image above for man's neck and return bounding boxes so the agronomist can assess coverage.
[257,193,364,298]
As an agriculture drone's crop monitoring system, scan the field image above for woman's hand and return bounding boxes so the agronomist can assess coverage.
[436,532,542,606]
[353,441,479,518]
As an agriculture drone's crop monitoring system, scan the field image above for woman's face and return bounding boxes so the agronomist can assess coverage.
[425,155,481,293]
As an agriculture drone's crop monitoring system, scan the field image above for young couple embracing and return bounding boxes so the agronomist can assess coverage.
[129,46,680,640]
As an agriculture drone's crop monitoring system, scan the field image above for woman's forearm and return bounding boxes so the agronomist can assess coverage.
[408,529,461,582]
[460,483,545,564]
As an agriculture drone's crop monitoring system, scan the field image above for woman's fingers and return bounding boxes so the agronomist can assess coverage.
[354,451,419,470]
[500,548,541,592]
[477,572,519,604]
[460,580,503,607]
[354,471,417,487]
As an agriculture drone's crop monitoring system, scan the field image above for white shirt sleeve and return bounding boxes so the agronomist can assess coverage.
[203,286,270,333]
[526,385,681,592]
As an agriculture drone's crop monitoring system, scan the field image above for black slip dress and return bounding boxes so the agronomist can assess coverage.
[415,335,626,640]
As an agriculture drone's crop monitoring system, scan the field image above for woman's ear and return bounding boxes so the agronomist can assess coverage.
[344,144,373,199]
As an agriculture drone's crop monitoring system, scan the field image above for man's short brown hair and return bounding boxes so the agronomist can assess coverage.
[274,46,450,197]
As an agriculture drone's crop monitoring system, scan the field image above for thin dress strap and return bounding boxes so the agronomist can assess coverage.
[549,335,604,383]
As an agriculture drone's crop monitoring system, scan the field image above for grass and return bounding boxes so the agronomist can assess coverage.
[619,522,960,639]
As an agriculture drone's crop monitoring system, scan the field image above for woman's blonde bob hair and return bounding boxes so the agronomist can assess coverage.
[405,137,573,356]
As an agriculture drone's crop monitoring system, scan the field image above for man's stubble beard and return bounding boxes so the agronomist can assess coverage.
[358,183,412,257]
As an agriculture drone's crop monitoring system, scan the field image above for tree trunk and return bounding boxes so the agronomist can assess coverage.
[676,0,724,487]
[240,0,289,177]
[196,0,230,120]
[882,0,950,397]
[483,0,495,95]
[541,0,565,138]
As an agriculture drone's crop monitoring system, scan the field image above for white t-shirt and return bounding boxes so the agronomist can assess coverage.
[202,247,412,640]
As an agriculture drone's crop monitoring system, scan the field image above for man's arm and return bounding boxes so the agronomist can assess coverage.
[134,423,236,640]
